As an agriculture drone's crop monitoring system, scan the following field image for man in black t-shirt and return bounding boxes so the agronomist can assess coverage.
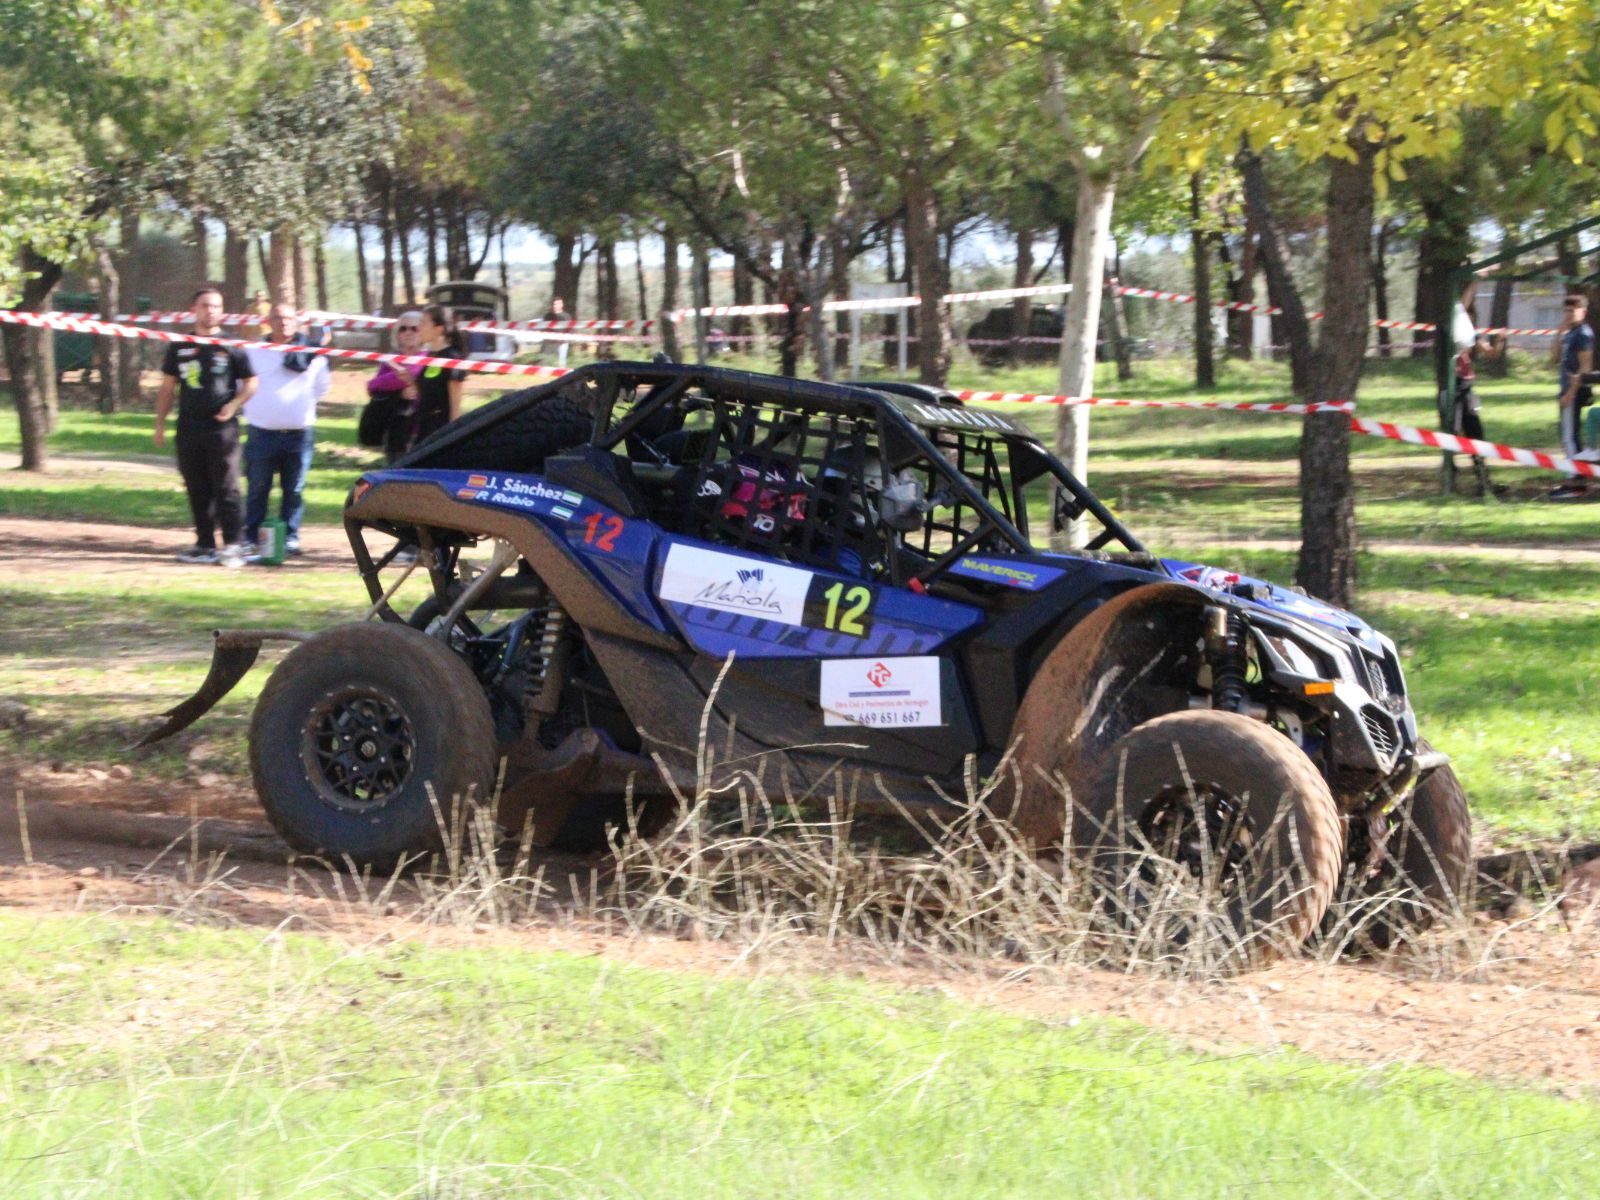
[154,286,257,564]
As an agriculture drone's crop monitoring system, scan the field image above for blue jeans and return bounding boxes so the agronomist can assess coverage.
[244,426,313,544]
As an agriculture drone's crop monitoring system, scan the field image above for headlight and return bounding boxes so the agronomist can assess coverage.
[1261,633,1330,681]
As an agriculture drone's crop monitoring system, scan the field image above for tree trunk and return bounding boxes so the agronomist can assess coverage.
[634,237,649,322]
[731,255,753,341]
[1373,220,1393,358]
[4,252,64,470]
[1485,246,1515,379]
[830,229,850,374]
[1101,269,1133,382]
[903,170,950,385]
[190,214,210,284]
[353,220,373,313]
[267,229,295,307]
[692,239,712,365]
[1296,143,1377,609]
[1412,199,1472,359]
[1238,149,1313,396]
[116,209,142,404]
[777,238,802,377]
[881,217,900,368]
[1190,174,1216,388]
[1011,227,1035,368]
[222,226,249,313]
[295,236,313,311]
[396,211,417,307]
[598,239,620,319]
[314,237,329,311]
[1052,172,1115,547]
[379,196,397,313]
[660,225,681,361]
[95,241,125,414]
[424,200,440,286]
[498,225,511,316]
[551,234,578,314]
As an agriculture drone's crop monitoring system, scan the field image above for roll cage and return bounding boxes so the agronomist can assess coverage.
[391,362,1143,588]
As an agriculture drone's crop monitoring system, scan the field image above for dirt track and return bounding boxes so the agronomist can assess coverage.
[3,511,1599,1094]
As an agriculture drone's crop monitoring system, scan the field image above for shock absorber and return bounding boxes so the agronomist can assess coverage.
[1205,605,1251,713]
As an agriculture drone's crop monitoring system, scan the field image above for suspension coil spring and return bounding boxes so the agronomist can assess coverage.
[1207,606,1251,713]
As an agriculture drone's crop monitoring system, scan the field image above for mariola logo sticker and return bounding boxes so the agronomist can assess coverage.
[659,544,812,625]
[820,657,942,728]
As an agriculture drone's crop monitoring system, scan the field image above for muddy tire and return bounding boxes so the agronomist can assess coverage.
[1338,748,1473,952]
[397,388,592,474]
[1077,710,1343,965]
[249,623,498,869]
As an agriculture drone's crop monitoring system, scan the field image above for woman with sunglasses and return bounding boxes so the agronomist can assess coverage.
[407,304,468,452]
[363,311,424,462]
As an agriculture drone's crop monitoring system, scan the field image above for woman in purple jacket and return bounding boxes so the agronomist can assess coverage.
[365,311,424,462]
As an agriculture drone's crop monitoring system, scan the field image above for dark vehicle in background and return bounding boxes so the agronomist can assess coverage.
[427,280,516,361]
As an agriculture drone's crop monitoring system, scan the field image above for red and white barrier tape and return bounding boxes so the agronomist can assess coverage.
[18,306,1592,477]
[959,389,1352,415]
[1348,418,1598,478]
[101,310,654,334]
[4,310,570,381]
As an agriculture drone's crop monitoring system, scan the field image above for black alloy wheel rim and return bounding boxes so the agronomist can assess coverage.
[301,686,416,811]
[1135,784,1253,896]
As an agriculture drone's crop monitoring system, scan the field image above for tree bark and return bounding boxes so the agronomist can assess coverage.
[1238,149,1313,396]
[267,229,295,307]
[1101,269,1133,382]
[190,214,210,285]
[313,237,329,312]
[1412,198,1472,359]
[551,234,578,314]
[634,237,649,323]
[424,200,440,286]
[1052,171,1115,548]
[4,251,64,469]
[295,236,313,311]
[692,239,712,365]
[830,228,850,375]
[95,241,124,414]
[1372,220,1394,358]
[1295,143,1377,609]
[1011,227,1034,368]
[597,239,620,320]
[1484,246,1515,379]
[902,169,950,385]
[498,225,511,316]
[116,209,142,404]
[1190,174,1216,388]
[353,220,373,313]
[222,225,249,313]
[731,254,753,342]
[379,194,397,313]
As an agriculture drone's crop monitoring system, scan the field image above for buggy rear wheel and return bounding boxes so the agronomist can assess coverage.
[1076,710,1343,967]
[249,622,498,869]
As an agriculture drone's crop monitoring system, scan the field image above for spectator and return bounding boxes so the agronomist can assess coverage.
[1450,279,1505,497]
[1550,293,1596,499]
[362,310,424,462]
[404,304,466,452]
[153,286,257,566]
[241,303,331,557]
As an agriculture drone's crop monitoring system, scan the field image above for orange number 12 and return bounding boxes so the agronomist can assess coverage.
[582,512,623,552]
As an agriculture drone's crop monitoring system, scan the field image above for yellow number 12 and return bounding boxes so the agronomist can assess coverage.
[822,583,870,636]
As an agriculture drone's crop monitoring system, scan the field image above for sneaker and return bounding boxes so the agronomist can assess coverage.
[175,545,217,564]
[237,539,258,556]
[285,536,302,556]
[1548,481,1590,501]
[1572,448,1600,464]
[216,543,248,568]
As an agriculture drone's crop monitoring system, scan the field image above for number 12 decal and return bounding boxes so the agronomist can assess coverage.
[821,583,871,635]
[582,512,624,552]
[804,577,876,637]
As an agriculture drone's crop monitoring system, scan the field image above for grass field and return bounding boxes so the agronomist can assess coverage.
[2,354,1598,840]
[2,912,1597,1198]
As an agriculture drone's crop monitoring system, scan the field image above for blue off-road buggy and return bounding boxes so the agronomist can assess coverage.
[143,362,1470,955]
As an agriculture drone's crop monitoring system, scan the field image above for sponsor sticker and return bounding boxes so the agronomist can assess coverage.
[659,544,812,626]
[950,556,1066,590]
[819,656,942,728]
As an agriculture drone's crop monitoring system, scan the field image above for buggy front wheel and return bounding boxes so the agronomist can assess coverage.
[1076,710,1343,967]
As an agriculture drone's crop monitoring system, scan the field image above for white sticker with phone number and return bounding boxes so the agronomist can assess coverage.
[820,657,942,728]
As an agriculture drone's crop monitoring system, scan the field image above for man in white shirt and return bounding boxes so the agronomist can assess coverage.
[242,304,331,555]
